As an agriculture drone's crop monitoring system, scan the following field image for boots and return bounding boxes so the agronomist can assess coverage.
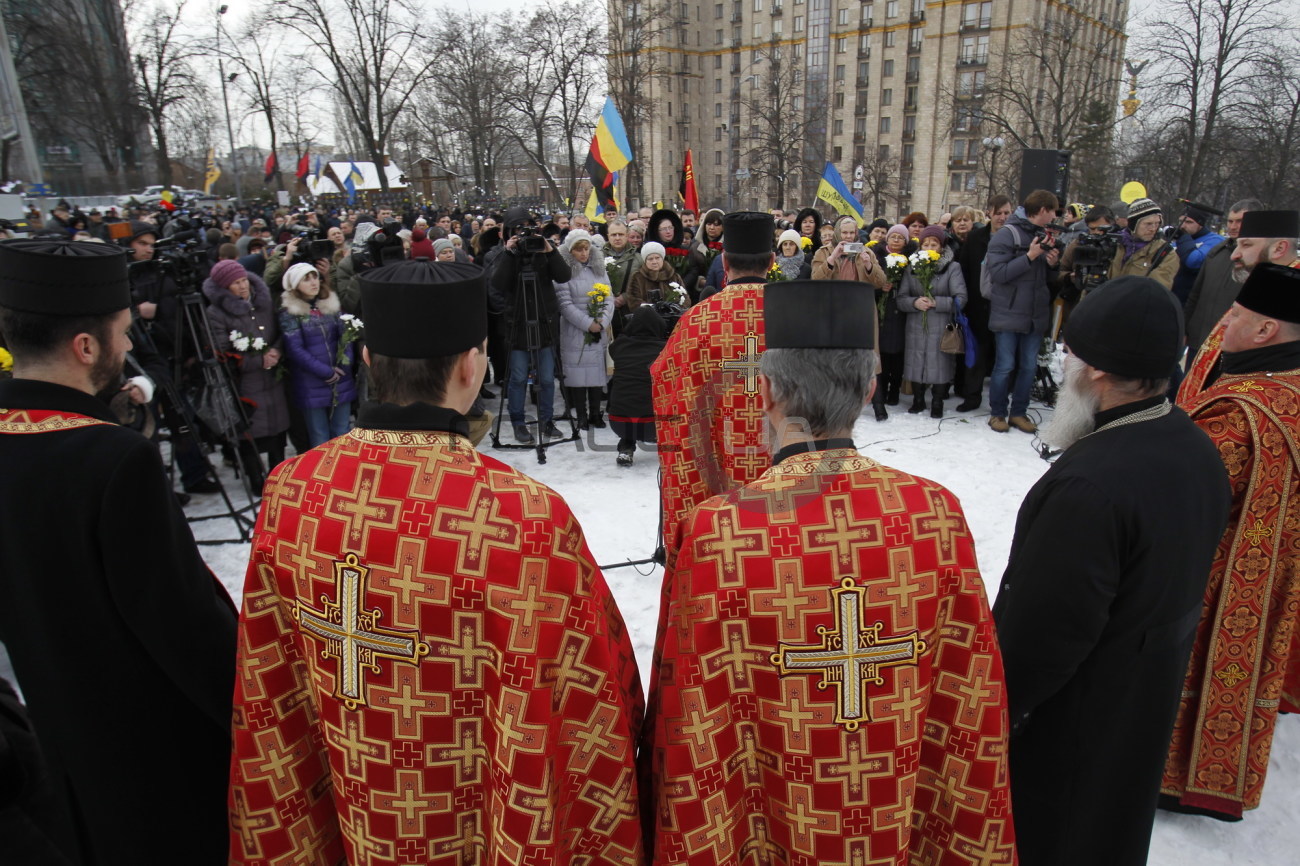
[587,387,606,428]
[908,383,927,414]
[931,384,949,419]
[569,388,589,430]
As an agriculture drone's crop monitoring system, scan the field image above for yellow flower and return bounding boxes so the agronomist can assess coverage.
[926,250,941,261]
[0,346,11,373]
[800,236,813,249]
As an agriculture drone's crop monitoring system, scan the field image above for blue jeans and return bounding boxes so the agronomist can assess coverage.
[304,403,352,447]
[508,347,555,426]
[988,331,1040,418]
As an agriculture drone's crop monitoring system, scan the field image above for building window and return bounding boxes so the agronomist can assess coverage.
[883,59,894,76]
[859,33,871,52]
[885,30,896,47]
[716,29,724,44]
[715,54,724,68]
[715,150,723,165]
[855,116,867,134]
[715,102,723,117]
[793,42,803,59]
[858,60,870,79]
[834,91,845,107]
[878,144,891,160]
[835,64,846,81]
[668,102,673,116]
[794,14,804,30]
[715,126,723,141]
[794,94,804,110]
[834,145,843,160]
[773,19,783,35]
[962,1,992,27]
[754,0,764,9]
[879,116,891,133]
[715,78,723,93]
[902,143,914,163]
[837,7,848,24]
[834,118,844,134]
[837,36,847,52]
[886,0,898,18]
[881,88,893,105]
[715,3,724,18]
[668,125,673,140]
[753,21,764,37]
[909,27,922,49]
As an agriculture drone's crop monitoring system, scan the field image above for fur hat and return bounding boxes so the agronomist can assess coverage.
[641,241,666,260]
[209,259,247,290]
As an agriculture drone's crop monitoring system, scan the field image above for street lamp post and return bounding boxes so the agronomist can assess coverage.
[217,6,243,203]
[981,135,1004,205]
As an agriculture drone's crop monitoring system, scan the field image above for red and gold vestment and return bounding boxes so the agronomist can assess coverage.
[643,448,1015,864]
[229,416,645,865]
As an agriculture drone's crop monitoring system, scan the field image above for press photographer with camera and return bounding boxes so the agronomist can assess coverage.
[333,220,406,315]
[488,207,571,443]
[1107,198,1178,289]
[1058,205,1118,302]
[983,189,1062,434]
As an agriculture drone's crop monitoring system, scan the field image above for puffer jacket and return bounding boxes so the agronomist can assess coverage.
[555,242,614,388]
[896,249,968,385]
[608,304,668,420]
[278,290,358,410]
[984,214,1050,336]
[202,276,290,439]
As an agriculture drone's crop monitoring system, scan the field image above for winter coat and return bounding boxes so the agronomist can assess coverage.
[555,246,615,388]
[1109,236,1178,290]
[646,209,684,250]
[488,246,571,350]
[278,290,358,410]
[1183,239,1238,353]
[604,245,643,298]
[984,215,1051,336]
[625,261,683,309]
[874,242,915,354]
[955,222,992,336]
[794,207,824,267]
[202,276,290,439]
[811,245,887,288]
[896,249,968,385]
[1172,226,1225,304]
[608,304,668,421]
[682,208,725,297]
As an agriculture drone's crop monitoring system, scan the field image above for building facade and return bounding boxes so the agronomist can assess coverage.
[610,0,1126,218]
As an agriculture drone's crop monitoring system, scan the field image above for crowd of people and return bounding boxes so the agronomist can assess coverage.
[0,187,1298,866]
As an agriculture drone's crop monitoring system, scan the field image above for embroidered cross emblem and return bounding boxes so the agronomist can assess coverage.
[296,554,429,710]
[721,333,763,394]
[771,577,926,731]
[1228,379,1265,393]
[1243,519,1274,546]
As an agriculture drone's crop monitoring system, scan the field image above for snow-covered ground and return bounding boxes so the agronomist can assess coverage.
[190,396,1299,865]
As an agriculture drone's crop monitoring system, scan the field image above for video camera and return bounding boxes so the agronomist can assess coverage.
[292,226,334,265]
[128,231,207,296]
[1068,225,1122,300]
[512,224,548,255]
[364,219,407,267]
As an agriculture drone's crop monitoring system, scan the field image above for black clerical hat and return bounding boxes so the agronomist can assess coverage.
[0,238,131,316]
[1235,263,1300,324]
[360,259,487,358]
[1239,210,1300,239]
[723,212,775,255]
[764,280,875,349]
[1064,276,1183,378]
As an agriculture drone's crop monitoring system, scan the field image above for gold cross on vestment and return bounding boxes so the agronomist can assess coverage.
[771,577,926,731]
[1244,518,1274,547]
[296,554,430,710]
[721,333,764,394]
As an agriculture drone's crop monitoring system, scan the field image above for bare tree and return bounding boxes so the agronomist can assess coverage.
[603,0,681,206]
[737,43,823,210]
[1232,38,1300,205]
[221,21,309,192]
[527,5,603,207]
[1140,0,1284,199]
[130,0,206,187]
[271,0,439,190]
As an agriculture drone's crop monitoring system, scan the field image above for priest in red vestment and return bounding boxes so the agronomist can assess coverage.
[1162,262,1300,820]
[229,260,645,865]
[1178,210,1300,403]
[652,211,776,561]
[643,280,1016,865]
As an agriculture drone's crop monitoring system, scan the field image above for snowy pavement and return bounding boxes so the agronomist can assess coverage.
[190,397,1298,865]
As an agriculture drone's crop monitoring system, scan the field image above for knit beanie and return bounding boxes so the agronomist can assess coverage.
[777,229,802,250]
[887,224,909,241]
[210,259,247,290]
[641,241,666,260]
[432,238,454,256]
[409,227,435,259]
[1126,198,1161,223]
[918,225,947,246]
[869,218,891,233]
[283,262,317,296]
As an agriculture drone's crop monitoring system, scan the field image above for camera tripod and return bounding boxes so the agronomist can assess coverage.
[489,258,579,464]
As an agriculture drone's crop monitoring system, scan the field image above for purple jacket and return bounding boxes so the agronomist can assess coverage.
[278,290,357,409]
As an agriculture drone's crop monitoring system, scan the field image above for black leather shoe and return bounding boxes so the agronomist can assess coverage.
[542,422,563,438]
[956,398,980,412]
[513,424,535,443]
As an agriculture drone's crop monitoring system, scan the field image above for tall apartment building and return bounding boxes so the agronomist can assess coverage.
[611,0,1126,217]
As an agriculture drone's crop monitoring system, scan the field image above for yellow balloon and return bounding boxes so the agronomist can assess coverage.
[1119,182,1147,204]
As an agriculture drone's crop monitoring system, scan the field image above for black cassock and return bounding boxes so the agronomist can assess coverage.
[0,378,237,865]
[993,398,1230,866]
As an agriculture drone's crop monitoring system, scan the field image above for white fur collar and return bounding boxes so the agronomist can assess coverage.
[282,289,341,317]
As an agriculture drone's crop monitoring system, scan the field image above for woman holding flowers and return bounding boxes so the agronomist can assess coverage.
[203,259,290,476]
[870,224,916,416]
[279,261,358,447]
[555,230,615,430]
[896,224,968,419]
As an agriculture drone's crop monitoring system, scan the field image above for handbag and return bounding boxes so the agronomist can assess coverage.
[951,296,979,367]
[940,322,965,355]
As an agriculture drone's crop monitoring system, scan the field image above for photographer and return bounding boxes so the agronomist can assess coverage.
[983,189,1062,434]
[1058,205,1117,301]
[332,221,405,315]
[1107,198,1177,289]
[488,207,570,443]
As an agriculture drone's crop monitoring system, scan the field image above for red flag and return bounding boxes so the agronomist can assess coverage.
[682,149,699,213]
[264,153,278,184]
[296,152,310,181]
